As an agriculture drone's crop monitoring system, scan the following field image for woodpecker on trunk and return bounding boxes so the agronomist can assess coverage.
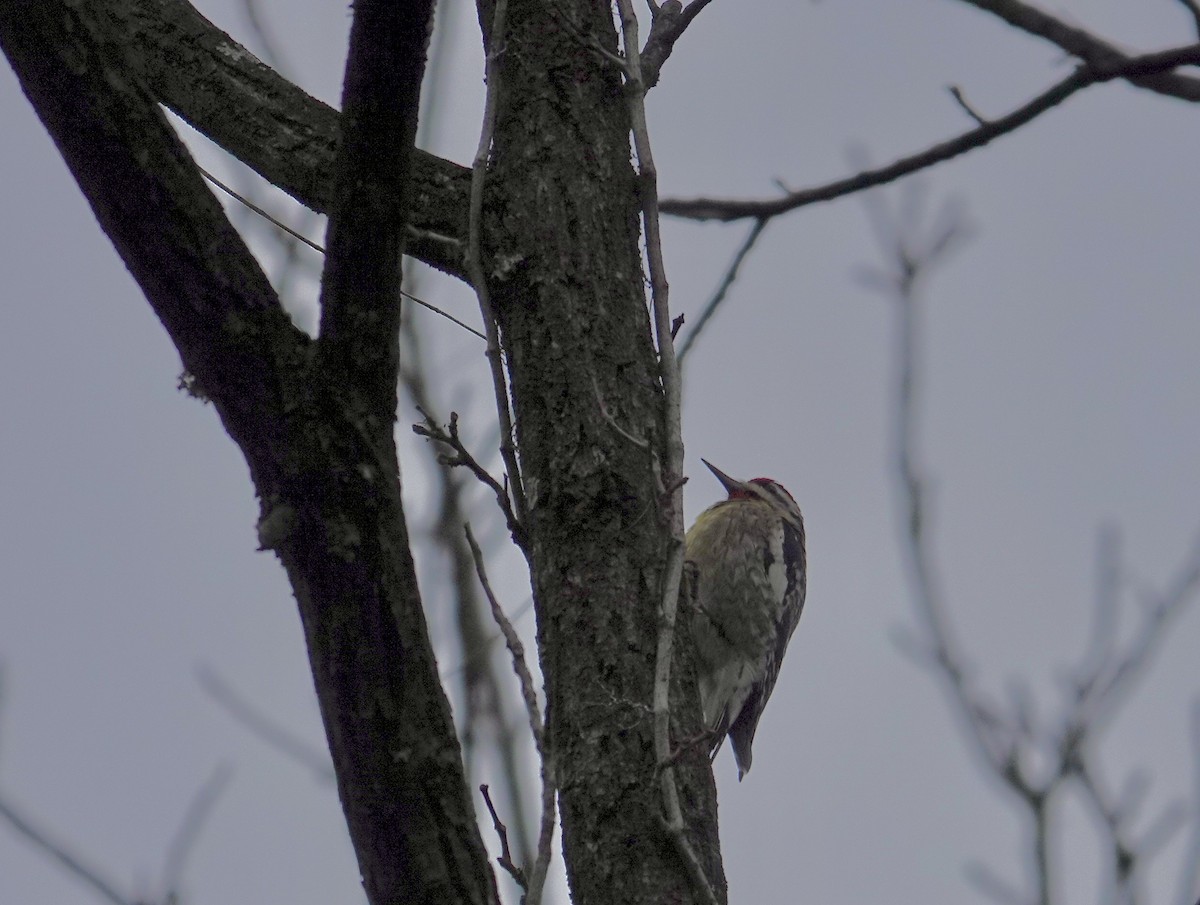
[686,459,807,779]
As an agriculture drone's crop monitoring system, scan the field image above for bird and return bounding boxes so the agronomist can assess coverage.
[685,459,807,779]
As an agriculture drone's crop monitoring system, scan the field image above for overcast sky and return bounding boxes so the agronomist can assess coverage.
[3,2,1200,904]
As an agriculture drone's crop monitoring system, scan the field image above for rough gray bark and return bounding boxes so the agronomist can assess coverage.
[0,0,726,902]
[483,2,725,902]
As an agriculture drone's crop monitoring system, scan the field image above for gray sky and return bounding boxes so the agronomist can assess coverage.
[3,2,1200,904]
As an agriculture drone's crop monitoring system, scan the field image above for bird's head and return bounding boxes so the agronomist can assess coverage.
[701,459,804,531]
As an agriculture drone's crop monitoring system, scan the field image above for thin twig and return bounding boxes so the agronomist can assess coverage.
[661,43,1200,222]
[948,85,988,125]
[0,795,133,905]
[965,860,1033,905]
[954,0,1200,100]
[480,783,526,890]
[1065,530,1200,745]
[1181,0,1200,38]
[875,193,1070,902]
[677,218,767,364]
[465,526,555,905]
[464,527,545,757]
[1069,755,1177,905]
[1174,702,1200,905]
[414,409,528,551]
[467,0,528,534]
[196,664,335,784]
[197,165,484,340]
[883,196,1010,766]
[614,3,713,904]
[873,183,1200,905]
[241,0,290,73]
[160,762,234,898]
[400,12,539,860]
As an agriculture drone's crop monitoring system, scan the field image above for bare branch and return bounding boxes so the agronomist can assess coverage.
[965,861,1034,905]
[161,763,234,898]
[480,784,526,890]
[954,0,1200,100]
[677,218,768,364]
[948,85,988,126]
[463,526,544,754]
[398,249,536,865]
[641,0,717,88]
[111,0,472,279]
[196,665,335,783]
[872,191,1016,771]
[871,184,1057,902]
[1069,754,1187,905]
[661,43,1200,222]
[614,3,713,903]
[1174,702,1200,905]
[465,525,556,904]
[414,410,528,551]
[0,795,133,905]
[1066,530,1200,742]
[1180,0,1200,38]
[873,181,1200,905]
[468,0,529,541]
[199,165,486,341]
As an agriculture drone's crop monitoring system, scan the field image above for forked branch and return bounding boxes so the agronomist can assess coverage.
[868,184,1200,905]
[414,409,528,552]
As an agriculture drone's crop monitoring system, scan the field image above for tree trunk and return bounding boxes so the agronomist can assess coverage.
[0,4,497,904]
[0,0,727,901]
[484,1,725,901]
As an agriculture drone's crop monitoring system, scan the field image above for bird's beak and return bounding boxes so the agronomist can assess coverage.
[701,459,748,496]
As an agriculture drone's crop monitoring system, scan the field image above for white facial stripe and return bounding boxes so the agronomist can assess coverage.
[751,481,804,528]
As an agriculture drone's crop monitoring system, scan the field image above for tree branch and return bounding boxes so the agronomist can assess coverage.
[109,0,472,278]
[0,3,504,902]
[677,218,768,364]
[640,0,716,88]
[661,43,1200,222]
[953,0,1200,100]
[399,297,535,868]
[466,525,556,905]
[1180,0,1200,39]
[414,410,528,552]
[293,4,499,903]
[197,665,335,784]
[871,183,1200,905]
[615,4,713,903]
[467,0,529,538]
[0,795,133,905]
[160,763,234,899]
[0,0,300,450]
[317,0,432,413]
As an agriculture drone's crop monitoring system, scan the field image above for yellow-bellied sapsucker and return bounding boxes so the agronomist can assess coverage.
[686,459,807,779]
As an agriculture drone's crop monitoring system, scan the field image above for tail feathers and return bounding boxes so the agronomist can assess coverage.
[730,730,753,780]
